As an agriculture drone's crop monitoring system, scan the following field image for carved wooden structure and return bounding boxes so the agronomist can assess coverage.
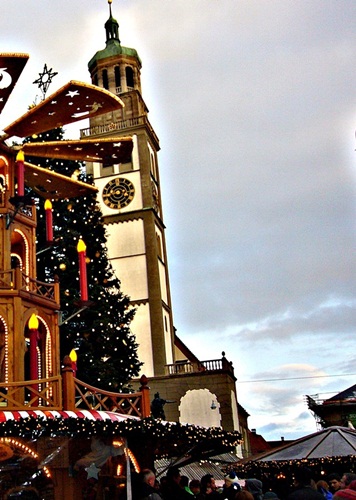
[0,52,151,499]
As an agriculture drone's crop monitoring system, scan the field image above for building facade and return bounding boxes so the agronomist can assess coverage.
[82,3,175,378]
[82,2,245,456]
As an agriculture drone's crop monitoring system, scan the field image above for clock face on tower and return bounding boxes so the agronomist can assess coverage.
[102,177,135,209]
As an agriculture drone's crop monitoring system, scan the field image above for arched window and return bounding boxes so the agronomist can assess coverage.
[102,69,109,90]
[115,66,121,93]
[125,66,134,89]
[11,229,29,278]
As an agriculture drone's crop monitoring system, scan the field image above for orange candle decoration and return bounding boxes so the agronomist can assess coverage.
[77,238,88,301]
[44,199,53,242]
[69,349,77,377]
[16,150,25,196]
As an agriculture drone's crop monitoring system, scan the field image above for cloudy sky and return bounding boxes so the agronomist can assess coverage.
[1,0,355,441]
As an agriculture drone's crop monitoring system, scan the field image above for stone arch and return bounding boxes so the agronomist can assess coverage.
[179,388,221,428]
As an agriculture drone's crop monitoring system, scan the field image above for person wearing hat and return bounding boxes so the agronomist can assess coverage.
[333,489,356,500]
[263,492,279,500]
[221,471,241,500]
[245,479,263,500]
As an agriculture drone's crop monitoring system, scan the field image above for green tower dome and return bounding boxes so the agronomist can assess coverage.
[88,2,141,71]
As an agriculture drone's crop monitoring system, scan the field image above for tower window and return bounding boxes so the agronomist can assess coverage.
[102,69,109,90]
[125,67,134,89]
[93,74,98,87]
[115,66,121,92]
[150,152,157,179]
[156,234,163,260]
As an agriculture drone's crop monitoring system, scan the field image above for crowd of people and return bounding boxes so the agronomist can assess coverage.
[134,467,356,500]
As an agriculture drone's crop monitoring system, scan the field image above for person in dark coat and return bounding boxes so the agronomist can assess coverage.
[161,466,192,500]
[221,471,241,500]
[137,469,163,500]
[200,474,220,498]
[287,467,324,500]
[245,479,263,500]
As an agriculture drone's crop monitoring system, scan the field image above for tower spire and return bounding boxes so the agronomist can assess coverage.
[105,0,120,44]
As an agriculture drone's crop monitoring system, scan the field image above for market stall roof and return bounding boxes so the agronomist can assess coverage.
[244,426,356,462]
[0,410,139,423]
[156,452,239,480]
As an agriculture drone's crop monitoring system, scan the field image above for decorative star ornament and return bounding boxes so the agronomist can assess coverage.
[33,63,58,100]
[85,462,101,480]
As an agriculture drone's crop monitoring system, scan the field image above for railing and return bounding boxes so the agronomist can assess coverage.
[23,275,58,302]
[69,370,150,418]
[73,379,145,417]
[0,269,14,289]
[166,354,235,377]
[0,376,62,409]
[5,203,35,221]
[115,86,134,95]
[0,268,59,304]
[80,115,159,145]
[305,394,356,408]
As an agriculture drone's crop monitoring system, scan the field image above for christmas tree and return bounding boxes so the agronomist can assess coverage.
[25,127,142,391]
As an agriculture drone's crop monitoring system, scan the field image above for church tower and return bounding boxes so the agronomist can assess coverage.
[82,1,175,377]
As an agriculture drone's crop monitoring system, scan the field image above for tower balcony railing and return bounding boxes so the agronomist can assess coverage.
[114,86,134,94]
[165,354,235,377]
[80,114,159,145]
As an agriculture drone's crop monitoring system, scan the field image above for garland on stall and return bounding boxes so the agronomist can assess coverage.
[0,416,241,458]
[225,456,356,498]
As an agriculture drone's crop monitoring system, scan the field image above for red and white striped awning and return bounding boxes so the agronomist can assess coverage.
[0,410,139,422]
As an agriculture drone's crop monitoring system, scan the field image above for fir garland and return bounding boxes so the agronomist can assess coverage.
[0,416,241,458]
